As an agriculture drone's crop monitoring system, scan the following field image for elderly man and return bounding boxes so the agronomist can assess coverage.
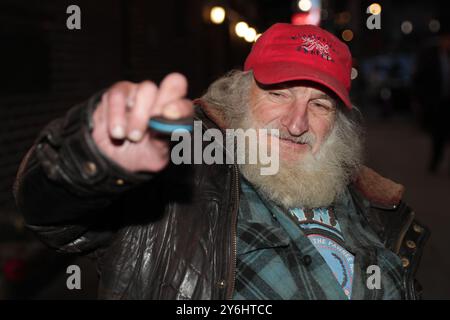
[14,23,428,300]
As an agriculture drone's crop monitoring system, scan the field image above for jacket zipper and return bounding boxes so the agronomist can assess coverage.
[194,107,239,299]
[227,164,239,299]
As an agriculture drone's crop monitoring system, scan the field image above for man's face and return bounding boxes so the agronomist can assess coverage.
[222,72,361,209]
[248,78,337,162]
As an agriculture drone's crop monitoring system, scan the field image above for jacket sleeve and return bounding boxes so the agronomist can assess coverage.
[13,91,153,253]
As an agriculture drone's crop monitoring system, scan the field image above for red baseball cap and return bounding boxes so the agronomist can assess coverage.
[244,23,353,108]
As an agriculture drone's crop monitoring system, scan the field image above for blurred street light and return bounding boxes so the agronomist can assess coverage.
[210,6,226,24]
[342,29,354,42]
[235,21,249,38]
[351,68,358,80]
[335,11,351,25]
[401,21,413,34]
[429,19,440,33]
[298,0,312,12]
[292,0,321,26]
[244,27,257,42]
[368,3,382,15]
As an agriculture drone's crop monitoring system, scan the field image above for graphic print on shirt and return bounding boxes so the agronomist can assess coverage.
[289,207,354,299]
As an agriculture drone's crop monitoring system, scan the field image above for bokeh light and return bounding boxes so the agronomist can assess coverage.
[401,21,413,34]
[342,29,354,42]
[210,6,226,24]
[235,21,249,38]
[369,3,382,15]
[298,0,312,12]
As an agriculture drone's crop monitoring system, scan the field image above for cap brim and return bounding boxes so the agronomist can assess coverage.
[249,61,352,109]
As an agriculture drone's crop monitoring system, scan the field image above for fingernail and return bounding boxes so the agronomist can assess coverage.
[128,130,143,142]
[163,104,181,119]
[111,126,125,139]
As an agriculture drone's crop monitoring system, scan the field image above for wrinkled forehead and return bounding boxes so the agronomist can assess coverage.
[253,78,339,103]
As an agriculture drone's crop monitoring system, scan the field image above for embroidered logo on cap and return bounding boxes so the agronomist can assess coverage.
[291,34,335,62]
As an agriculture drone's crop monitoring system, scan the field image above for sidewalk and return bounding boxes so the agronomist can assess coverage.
[364,112,450,299]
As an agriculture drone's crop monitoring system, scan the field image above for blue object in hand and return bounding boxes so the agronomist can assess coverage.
[148,116,194,134]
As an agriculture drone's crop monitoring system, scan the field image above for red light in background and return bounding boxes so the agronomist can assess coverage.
[291,7,321,26]
[292,12,308,25]
[3,258,26,282]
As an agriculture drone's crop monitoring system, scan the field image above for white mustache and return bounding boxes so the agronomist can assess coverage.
[268,130,316,147]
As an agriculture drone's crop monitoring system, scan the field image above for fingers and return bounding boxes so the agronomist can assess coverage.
[126,81,158,141]
[161,98,194,120]
[153,73,188,114]
[102,73,191,143]
[106,81,135,139]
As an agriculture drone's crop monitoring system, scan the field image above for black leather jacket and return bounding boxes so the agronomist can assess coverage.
[13,92,430,299]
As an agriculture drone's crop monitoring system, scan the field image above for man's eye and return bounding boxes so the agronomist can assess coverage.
[269,92,285,97]
[312,102,331,110]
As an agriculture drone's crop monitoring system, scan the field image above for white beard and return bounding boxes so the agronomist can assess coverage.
[234,110,361,209]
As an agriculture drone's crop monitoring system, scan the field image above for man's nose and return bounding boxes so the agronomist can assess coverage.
[280,100,309,136]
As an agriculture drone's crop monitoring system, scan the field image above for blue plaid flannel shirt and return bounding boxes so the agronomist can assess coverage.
[232,177,405,300]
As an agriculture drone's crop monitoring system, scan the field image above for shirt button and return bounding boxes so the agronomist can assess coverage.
[115,178,125,186]
[302,255,312,266]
